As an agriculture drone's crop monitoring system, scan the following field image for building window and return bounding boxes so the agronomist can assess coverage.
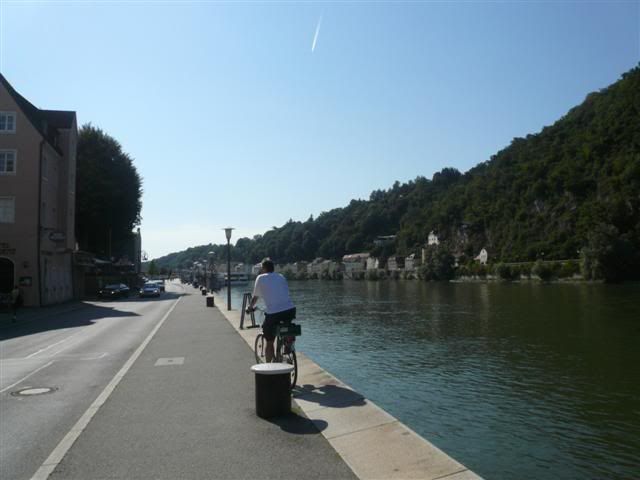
[0,150,17,174]
[0,112,16,133]
[0,197,15,223]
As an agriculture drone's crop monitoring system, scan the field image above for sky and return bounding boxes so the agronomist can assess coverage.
[1,1,638,259]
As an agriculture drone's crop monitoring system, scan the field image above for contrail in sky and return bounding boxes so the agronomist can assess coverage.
[312,14,322,53]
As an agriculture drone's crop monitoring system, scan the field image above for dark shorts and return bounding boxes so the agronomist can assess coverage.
[262,307,296,341]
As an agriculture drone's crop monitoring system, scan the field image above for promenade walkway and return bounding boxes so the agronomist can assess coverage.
[44,289,357,479]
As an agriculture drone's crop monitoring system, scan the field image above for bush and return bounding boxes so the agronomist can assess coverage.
[520,263,532,278]
[581,225,638,282]
[559,261,579,278]
[511,265,522,279]
[532,260,554,281]
[419,246,455,281]
[495,263,516,281]
[456,264,472,277]
[472,263,488,278]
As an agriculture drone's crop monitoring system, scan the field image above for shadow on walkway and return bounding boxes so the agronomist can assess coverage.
[267,410,328,435]
[294,383,366,409]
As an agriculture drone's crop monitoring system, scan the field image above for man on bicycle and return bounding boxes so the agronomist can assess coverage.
[246,258,296,362]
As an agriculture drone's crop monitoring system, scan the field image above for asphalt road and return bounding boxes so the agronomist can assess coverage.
[0,283,183,480]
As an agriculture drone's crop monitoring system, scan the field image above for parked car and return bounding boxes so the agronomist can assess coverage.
[139,283,161,298]
[152,280,165,292]
[98,283,130,299]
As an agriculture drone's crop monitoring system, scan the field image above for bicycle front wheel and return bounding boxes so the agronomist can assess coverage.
[254,333,266,363]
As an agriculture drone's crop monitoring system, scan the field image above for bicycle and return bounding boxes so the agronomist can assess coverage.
[251,308,301,389]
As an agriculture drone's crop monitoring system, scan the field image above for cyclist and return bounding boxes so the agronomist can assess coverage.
[246,258,296,362]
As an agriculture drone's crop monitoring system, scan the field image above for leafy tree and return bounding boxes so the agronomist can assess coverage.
[581,225,637,282]
[532,260,553,282]
[148,260,158,276]
[76,124,142,258]
[419,246,455,281]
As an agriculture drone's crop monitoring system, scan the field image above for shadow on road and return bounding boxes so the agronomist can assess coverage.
[0,302,143,341]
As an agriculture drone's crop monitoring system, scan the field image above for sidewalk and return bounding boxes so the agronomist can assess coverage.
[46,290,357,479]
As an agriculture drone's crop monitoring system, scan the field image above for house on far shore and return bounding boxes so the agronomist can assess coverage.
[366,256,379,271]
[320,259,341,275]
[373,235,396,247]
[342,253,369,278]
[387,256,405,272]
[428,231,440,246]
[404,253,420,272]
[475,248,488,265]
[292,261,308,274]
[307,258,325,276]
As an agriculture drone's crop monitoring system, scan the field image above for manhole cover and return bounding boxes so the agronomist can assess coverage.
[11,387,57,396]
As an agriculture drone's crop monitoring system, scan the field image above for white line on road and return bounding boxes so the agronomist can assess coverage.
[1,353,108,363]
[25,330,83,359]
[0,361,55,394]
[30,296,182,480]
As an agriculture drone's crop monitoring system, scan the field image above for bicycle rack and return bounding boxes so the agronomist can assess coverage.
[240,292,259,330]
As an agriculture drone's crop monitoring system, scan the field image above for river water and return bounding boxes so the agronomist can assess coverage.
[225,280,640,479]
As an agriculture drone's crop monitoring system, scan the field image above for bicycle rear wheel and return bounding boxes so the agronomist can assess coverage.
[254,333,266,363]
[276,342,298,389]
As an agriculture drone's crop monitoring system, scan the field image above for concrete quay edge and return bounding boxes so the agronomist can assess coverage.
[210,291,483,480]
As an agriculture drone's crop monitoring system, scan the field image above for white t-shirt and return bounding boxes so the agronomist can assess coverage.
[252,272,294,314]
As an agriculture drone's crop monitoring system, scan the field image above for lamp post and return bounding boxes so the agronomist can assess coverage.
[203,259,208,290]
[207,251,215,291]
[224,228,234,310]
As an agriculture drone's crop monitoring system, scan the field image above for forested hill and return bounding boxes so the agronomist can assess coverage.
[155,65,640,279]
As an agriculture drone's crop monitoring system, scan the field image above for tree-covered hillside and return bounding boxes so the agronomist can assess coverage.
[155,65,640,280]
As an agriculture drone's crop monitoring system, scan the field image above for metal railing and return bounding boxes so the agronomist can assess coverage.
[239,292,259,330]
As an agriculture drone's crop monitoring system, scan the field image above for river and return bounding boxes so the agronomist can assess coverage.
[225,280,640,479]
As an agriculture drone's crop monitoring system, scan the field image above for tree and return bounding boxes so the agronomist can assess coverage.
[148,260,158,276]
[419,246,455,281]
[581,224,637,282]
[76,124,143,258]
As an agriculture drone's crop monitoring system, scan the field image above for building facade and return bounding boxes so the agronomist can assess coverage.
[0,74,77,306]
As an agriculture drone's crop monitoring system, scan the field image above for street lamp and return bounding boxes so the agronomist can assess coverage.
[207,251,215,291]
[224,228,234,310]
[202,259,208,290]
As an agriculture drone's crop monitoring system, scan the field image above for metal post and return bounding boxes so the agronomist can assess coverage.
[227,239,231,310]
[224,227,234,311]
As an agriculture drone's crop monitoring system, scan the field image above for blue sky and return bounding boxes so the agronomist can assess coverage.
[1,1,638,259]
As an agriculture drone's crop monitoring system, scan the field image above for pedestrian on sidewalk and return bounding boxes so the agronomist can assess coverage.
[246,258,296,362]
[11,285,22,322]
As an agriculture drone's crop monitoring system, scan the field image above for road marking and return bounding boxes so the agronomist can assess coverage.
[25,331,83,359]
[30,296,181,480]
[1,353,108,363]
[0,361,54,394]
[155,357,184,366]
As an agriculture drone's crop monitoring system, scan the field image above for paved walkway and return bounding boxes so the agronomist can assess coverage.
[46,290,357,480]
